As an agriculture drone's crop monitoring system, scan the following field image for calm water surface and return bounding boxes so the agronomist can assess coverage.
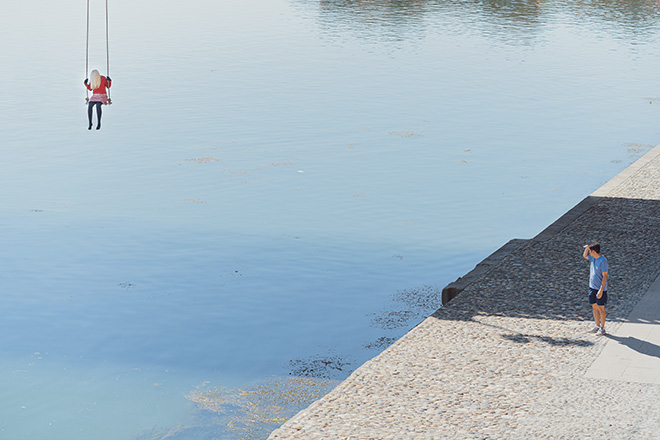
[2,0,660,438]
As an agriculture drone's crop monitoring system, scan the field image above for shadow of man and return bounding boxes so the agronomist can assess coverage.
[606,334,660,359]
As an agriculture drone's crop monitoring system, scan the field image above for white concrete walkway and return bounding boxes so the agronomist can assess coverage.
[586,273,660,384]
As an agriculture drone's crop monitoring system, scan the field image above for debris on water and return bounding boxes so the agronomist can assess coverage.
[369,310,417,330]
[177,376,334,440]
[184,157,220,164]
[134,425,221,440]
[289,355,352,379]
[363,336,397,350]
[221,169,249,175]
[388,131,421,138]
[624,142,654,155]
[392,284,442,313]
[369,285,443,330]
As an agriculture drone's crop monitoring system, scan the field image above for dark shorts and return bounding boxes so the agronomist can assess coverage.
[589,288,607,306]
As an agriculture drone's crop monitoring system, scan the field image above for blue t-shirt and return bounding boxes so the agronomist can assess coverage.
[588,255,608,290]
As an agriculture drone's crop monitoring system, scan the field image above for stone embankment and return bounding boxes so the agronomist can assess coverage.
[269,145,660,439]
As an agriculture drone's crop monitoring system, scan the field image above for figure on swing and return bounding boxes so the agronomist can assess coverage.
[84,69,112,130]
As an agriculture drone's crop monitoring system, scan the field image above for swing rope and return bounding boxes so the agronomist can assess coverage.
[105,0,111,105]
[85,0,111,105]
[85,0,90,104]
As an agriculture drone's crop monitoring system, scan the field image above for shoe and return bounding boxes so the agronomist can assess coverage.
[588,326,600,333]
[596,327,606,336]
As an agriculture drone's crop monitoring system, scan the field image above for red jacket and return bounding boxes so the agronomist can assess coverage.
[85,76,112,94]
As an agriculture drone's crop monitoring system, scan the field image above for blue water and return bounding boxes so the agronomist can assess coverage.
[2,0,660,438]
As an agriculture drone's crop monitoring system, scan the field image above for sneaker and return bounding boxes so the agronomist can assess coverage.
[588,326,600,333]
[596,327,606,336]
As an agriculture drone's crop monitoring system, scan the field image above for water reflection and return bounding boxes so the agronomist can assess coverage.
[580,0,660,38]
[312,0,434,45]
[298,0,660,44]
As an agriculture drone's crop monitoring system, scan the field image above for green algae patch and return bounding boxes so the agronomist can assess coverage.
[184,377,334,438]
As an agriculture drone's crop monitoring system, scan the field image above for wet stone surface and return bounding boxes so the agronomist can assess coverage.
[269,149,660,439]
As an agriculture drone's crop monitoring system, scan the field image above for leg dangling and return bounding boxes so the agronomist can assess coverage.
[87,102,94,130]
[96,102,102,130]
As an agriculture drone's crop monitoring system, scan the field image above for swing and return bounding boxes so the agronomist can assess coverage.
[85,0,112,105]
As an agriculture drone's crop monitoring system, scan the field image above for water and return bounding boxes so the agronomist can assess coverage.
[2,0,660,438]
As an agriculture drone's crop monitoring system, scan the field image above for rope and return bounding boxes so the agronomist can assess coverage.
[105,0,111,104]
[85,0,112,105]
[85,0,90,103]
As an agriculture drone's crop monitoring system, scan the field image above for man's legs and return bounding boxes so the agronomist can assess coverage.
[592,303,601,327]
[596,304,606,328]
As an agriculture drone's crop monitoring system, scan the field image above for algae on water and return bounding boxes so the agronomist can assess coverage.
[183,377,334,439]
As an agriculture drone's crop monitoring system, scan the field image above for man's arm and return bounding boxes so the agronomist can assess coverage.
[597,272,608,298]
[583,245,590,260]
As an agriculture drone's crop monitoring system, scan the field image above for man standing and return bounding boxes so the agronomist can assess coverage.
[582,242,609,335]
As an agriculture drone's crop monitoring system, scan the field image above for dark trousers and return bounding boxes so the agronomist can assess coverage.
[87,101,103,128]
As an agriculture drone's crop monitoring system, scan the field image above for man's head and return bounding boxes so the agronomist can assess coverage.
[588,242,601,255]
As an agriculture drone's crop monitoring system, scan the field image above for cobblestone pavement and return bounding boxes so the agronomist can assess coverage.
[269,146,660,439]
